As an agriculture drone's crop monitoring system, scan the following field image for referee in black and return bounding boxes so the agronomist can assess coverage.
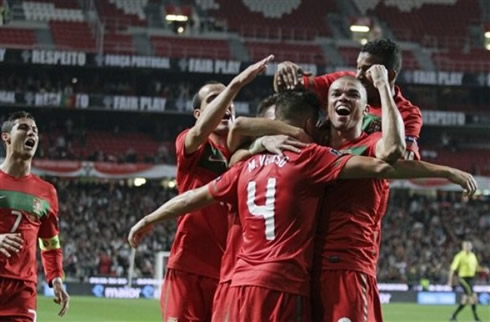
[448,241,489,322]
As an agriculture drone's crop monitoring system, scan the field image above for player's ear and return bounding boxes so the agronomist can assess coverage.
[362,104,369,116]
[193,109,201,119]
[388,69,397,83]
[1,132,9,145]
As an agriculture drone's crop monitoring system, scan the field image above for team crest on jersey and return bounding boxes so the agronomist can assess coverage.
[32,198,44,216]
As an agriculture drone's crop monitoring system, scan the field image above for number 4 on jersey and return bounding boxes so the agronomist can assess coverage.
[247,178,276,241]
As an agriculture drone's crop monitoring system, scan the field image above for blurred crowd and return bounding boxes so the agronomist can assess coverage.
[49,179,177,281]
[379,190,490,285]
[43,180,489,285]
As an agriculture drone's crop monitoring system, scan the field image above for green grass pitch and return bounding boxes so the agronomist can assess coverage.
[37,296,489,322]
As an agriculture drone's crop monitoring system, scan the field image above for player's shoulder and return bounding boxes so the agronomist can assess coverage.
[176,128,192,143]
[302,143,343,157]
[31,174,57,193]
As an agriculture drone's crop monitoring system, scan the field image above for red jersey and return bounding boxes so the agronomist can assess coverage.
[304,71,423,159]
[219,204,241,283]
[0,170,63,284]
[316,132,389,278]
[168,129,230,279]
[209,145,352,296]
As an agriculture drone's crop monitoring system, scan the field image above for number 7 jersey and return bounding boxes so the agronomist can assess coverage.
[208,145,352,296]
[0,170,63,284]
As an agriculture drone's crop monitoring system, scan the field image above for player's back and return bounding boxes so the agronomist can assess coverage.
[0,170,57,283]
[231,144,350,296]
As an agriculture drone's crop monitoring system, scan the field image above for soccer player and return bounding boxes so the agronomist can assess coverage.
[0,111,69,321]
[129,89,476,322]
[448,241,489,322]
[161,55,280,322]
[274,38,423,160]
[311,74,476,322]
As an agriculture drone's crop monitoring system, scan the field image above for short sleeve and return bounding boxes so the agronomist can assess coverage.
[208,162,244,205]
[307,146,353,184]
[175,129,206,168]
[450,253,460,272]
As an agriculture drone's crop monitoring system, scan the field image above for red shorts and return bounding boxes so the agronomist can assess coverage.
[312,270,382,322]
[160,268,218,322]
[0,278,37,322]
[211,281,232,322]
[228,285,310,322]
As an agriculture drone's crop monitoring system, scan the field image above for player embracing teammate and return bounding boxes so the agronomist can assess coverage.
[129,39,478,322]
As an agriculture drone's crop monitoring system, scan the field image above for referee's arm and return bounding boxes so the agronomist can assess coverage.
[448,253,461,286]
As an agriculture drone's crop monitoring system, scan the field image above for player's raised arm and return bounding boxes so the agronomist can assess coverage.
[128,185,217,248]
[185,55,274,154]
[369,64,406,162]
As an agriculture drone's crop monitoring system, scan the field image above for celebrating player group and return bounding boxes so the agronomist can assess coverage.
[0,38,479,322]
[128,39,478,322]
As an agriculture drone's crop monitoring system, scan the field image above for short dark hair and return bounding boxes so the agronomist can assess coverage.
[256,94,278,117]
[274,89,320,126]
[361,38,402,73]
[191,81,222,110]
[1,111,35,133]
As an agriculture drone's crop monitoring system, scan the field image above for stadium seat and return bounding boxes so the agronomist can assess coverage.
[23,1,84,22]
[151,36,232,60]
[97,0,147,31]
[207,0,336,40]
[367,0,480,49]
[103,33,136,54]
[245,41,327,65]
[0,27,37,48]
[432,49,490,72]
[50,21,97,52]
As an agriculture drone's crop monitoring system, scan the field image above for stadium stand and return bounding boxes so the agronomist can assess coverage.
[245,41,327,65]
[151,36,232,59]
[0,27,36,48]
[207,0,335,40]
[49,21,97,52]
[96,0,147,31]
[23,0,84,22]
[366,0,480,48]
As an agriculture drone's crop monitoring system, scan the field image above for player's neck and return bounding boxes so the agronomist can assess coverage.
[329,126,363,149]
[209,132,227,148]
[0,155,32,178]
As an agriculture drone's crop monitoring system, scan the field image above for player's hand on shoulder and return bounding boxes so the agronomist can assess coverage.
[447,168,478,197]
[0,233,23,258]
[52,277,69,317]
[366,64,389,89]
[275,61,309,91]
[262,135,308,157]
[128,218,154,248]
[232,55,274,88]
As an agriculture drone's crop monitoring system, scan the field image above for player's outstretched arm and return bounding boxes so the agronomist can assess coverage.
[382,160,478,196]
[338,157,477,196]
[128,185,216,248]
[227,117,309,153]
[185,55,274,154]
[369,64,406,163]
[273,61,310,92]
